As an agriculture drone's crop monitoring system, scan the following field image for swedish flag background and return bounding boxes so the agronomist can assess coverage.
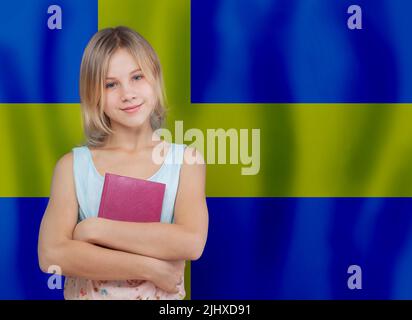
[1,0,412,299]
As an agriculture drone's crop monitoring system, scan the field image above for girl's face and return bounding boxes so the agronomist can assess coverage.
[103,48,156,131]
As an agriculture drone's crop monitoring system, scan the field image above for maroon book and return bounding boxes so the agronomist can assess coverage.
[98,173,165,223]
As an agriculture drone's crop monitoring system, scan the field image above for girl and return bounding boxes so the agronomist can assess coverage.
[38,26,208,300]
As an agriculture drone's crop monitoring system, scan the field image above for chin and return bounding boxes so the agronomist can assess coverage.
[117,117,150,130]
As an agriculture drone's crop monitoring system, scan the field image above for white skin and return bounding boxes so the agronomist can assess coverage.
[38,47,208,296]
[102,48,158,152]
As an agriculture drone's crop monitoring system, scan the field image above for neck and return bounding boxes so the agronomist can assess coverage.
[104,121,159,153]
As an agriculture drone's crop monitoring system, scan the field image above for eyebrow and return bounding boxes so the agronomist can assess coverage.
[106,68,141,80]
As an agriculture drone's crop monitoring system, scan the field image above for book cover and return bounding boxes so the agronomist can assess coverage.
[98,173,166,223]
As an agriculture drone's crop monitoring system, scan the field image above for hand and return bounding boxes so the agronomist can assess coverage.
[73,217,98,242]
[149,259,185,293]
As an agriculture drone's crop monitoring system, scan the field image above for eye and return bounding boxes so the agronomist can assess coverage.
[133,74,143,81]
[105,82,116,89]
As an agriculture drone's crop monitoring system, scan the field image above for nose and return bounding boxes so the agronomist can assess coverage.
[120,84,136,102]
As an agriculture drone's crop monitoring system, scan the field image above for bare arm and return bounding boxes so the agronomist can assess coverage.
[74,147,209,261]
[37,152,171,282]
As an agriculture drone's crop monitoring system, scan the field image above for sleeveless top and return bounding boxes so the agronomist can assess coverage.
[64,142,187,300]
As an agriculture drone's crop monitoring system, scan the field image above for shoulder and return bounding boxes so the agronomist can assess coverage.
[56,145,89,170]
[175,145,206,201]
[48,151,77,200]
[183,145,205,167]
[180,145,206,181]
[56,151,73,169]
[53,151,74,178]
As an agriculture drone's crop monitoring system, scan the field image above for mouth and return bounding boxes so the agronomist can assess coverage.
[120,103,143,113]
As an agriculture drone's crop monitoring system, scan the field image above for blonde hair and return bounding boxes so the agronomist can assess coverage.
[79,26,167,147]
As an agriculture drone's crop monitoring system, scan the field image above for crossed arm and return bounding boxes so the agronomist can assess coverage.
[73,147,209,261]
[38,147,208,281]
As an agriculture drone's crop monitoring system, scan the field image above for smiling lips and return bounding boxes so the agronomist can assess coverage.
[121,103,142,113]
